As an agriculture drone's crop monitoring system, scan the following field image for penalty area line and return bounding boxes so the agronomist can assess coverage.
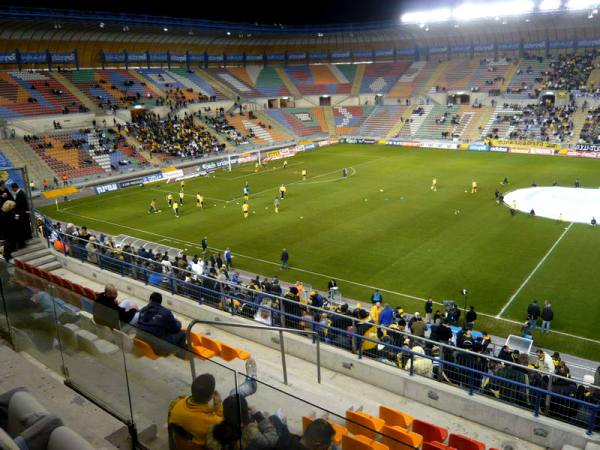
[496,222,574,318]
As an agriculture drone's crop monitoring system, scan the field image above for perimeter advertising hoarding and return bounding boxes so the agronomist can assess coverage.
[492,139,559,149]
[95,183,119,194]
[567,151,598,158]
[575,144,600,151]
[467,144,489,151]
[490,146,509,152]
[508,147,531,154]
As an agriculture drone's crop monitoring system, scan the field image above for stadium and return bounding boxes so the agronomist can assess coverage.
[1,0,600,448]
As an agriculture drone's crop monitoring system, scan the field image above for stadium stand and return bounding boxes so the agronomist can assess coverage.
[284,64,355,95]
[225,112,292,145]
[579,105,600,144]
[169,68,226,100]
[0,71,88,119]
[0,149,25,187]
[333,105,375,135]
[265,107,329,137]
[505,57,554,99]
[388,61,439,99]
[360,62,411,94]
[205,66,290,98]
[357,105,407,137]
[61,69,159,110]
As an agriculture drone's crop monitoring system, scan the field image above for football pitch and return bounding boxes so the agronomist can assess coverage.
[39,144,600,360]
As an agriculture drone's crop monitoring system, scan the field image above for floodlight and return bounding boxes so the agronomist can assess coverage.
[453,0,534,21]
[539,0,561,11]
[401,8,451,24]
[567,0,599,10]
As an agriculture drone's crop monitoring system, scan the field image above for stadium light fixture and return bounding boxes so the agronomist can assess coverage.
[539,0,561,11]
[226,31,231,35]
[453,0,534,21]
[567,0,599,10]
[163,27,168,32]
[401,8,452,24]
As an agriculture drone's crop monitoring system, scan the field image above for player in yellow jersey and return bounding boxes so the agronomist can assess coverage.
[471,180,478,194]
[148,199,158,213]
[255,162,260,173]
[196,193,204,208]
[172,201,179,218]
[283,160,288,169]
[180,180,185,190]
[431,177,437,192]
[242,201,249,219]
[167,193,173,207]
[279,184,287,199]
[179,190,185,205]
[274,196,280,213]
[302,169,307,180]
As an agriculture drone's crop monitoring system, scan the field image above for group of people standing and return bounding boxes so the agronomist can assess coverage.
[0,181,32,260]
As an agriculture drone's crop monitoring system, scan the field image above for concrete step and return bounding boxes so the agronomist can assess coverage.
[11,243,46,259]
[14,247,51,262]
[28,254,57,267]
[38,261,62,272]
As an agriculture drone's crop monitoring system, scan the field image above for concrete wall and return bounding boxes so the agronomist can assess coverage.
[56,252,600,450]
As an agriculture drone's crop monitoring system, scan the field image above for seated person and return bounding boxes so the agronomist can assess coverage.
[136,292,186,354]
[275,418,334,450]
[93,284,137,329]
[169,362,257,450]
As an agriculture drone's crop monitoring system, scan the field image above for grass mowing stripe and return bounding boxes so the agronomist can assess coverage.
[55,208,600,347]
[496,222,573,318]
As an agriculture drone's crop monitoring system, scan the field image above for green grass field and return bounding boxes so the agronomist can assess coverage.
[39,144,600,360]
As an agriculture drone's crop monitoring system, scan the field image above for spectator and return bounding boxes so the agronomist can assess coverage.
[275,418,334,450]
[280,248,289,269]
[206,394,279,450]
[371,289,383,304]
[11,183,32,240]
[136,292,186,353]
[536,349,554,373]
[527,300,541,323]
[466,306,477,328]
[425,297,433,323]
[93,284,138,329]
[410,312,426,338]
[85,236,99,264]
[541,300,554,334]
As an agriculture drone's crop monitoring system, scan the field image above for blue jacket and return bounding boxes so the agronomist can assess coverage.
[378,306,394,327]
[136,302,181,339]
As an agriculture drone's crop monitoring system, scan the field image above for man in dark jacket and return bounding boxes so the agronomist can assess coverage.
[541,300,554,334]
[11,183,31,240]
[527,300,541,325]
[93,284,137,329]
[136,292,186,353]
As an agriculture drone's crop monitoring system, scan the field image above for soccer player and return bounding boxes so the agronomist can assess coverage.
[302,169,307,180]
[283,160,288,169]
[242,201,249,219]
[501,176,509,185]
[172,201,179,218]
[167,193,173,207]
[279,184,287,199]
[274,196,280,213]
[431,177,437,192]
[255,162,260,173]
[201,236,208,254]
[471,180,478,194]
[342,168,348,178]
[180,180,185,190]
[148,199,158,214]
[179,190,185,205]
[196,193,204,208]
[575,178,581,188]
[243,185,249,201]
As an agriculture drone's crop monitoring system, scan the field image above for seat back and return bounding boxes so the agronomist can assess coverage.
[380,424,423,450]
[379,405,414,429]
[133,337,160,360]
[423,442,457,450]
[200,335,222,356]
[345,410,385,439]
[342,434,389,450]
[448,434,485,450]
[412,419,448,444]
[47,426,95,450]
[219,342,251,361]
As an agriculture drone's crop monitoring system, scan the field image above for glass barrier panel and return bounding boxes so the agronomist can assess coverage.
[123,322,240,449]
[1,262,65,374]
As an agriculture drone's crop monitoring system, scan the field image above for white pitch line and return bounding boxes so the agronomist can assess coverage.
[496,222,574,318]
[55,210,600,346]
[212,161,305,180]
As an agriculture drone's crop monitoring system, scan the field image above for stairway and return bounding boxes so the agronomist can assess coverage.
[194,116,231,148]
[122,135,161,165]
[12,237,61,271]
[255,110,297,140]
[0,138,56,186]
[274,67,302,99]
[49,72,103,115]
[350,64,366,97]
[570,110,588,144]
[323,107,336,135]
[385,104,418,138]
[499,59,521,94]
[195,69,238,101]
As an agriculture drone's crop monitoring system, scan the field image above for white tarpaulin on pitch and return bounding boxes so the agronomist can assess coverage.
[504,187,600,224]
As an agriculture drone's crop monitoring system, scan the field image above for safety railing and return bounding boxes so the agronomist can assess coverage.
[37,225,600,435]
[0,258,418,450]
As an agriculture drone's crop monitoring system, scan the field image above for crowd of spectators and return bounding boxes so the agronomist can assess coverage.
[125,111,225,158]
[579,105,600,145]
[203,110,253,146]
[484,101,576,142]
[541,51,598,92]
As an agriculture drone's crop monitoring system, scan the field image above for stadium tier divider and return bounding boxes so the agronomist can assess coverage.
[21,221,600,435]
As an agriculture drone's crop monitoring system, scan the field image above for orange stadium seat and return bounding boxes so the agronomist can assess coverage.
[133,338,160,360]
[346,410,386,439]
[188,332,216,359]
[379,405,414,429]
[342,434,389,450]
[448,434,485,450]
[302,416,348,447]
[380,424,423,450]
[200,335,223,356]
[219,342,251,361]
[412,420,448,444]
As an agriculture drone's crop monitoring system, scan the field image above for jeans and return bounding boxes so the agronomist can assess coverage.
[541,320,551,332]
[229,377,257,398]
[281,260,288,269]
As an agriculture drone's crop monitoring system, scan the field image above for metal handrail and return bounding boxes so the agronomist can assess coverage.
[185,319,321,386]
